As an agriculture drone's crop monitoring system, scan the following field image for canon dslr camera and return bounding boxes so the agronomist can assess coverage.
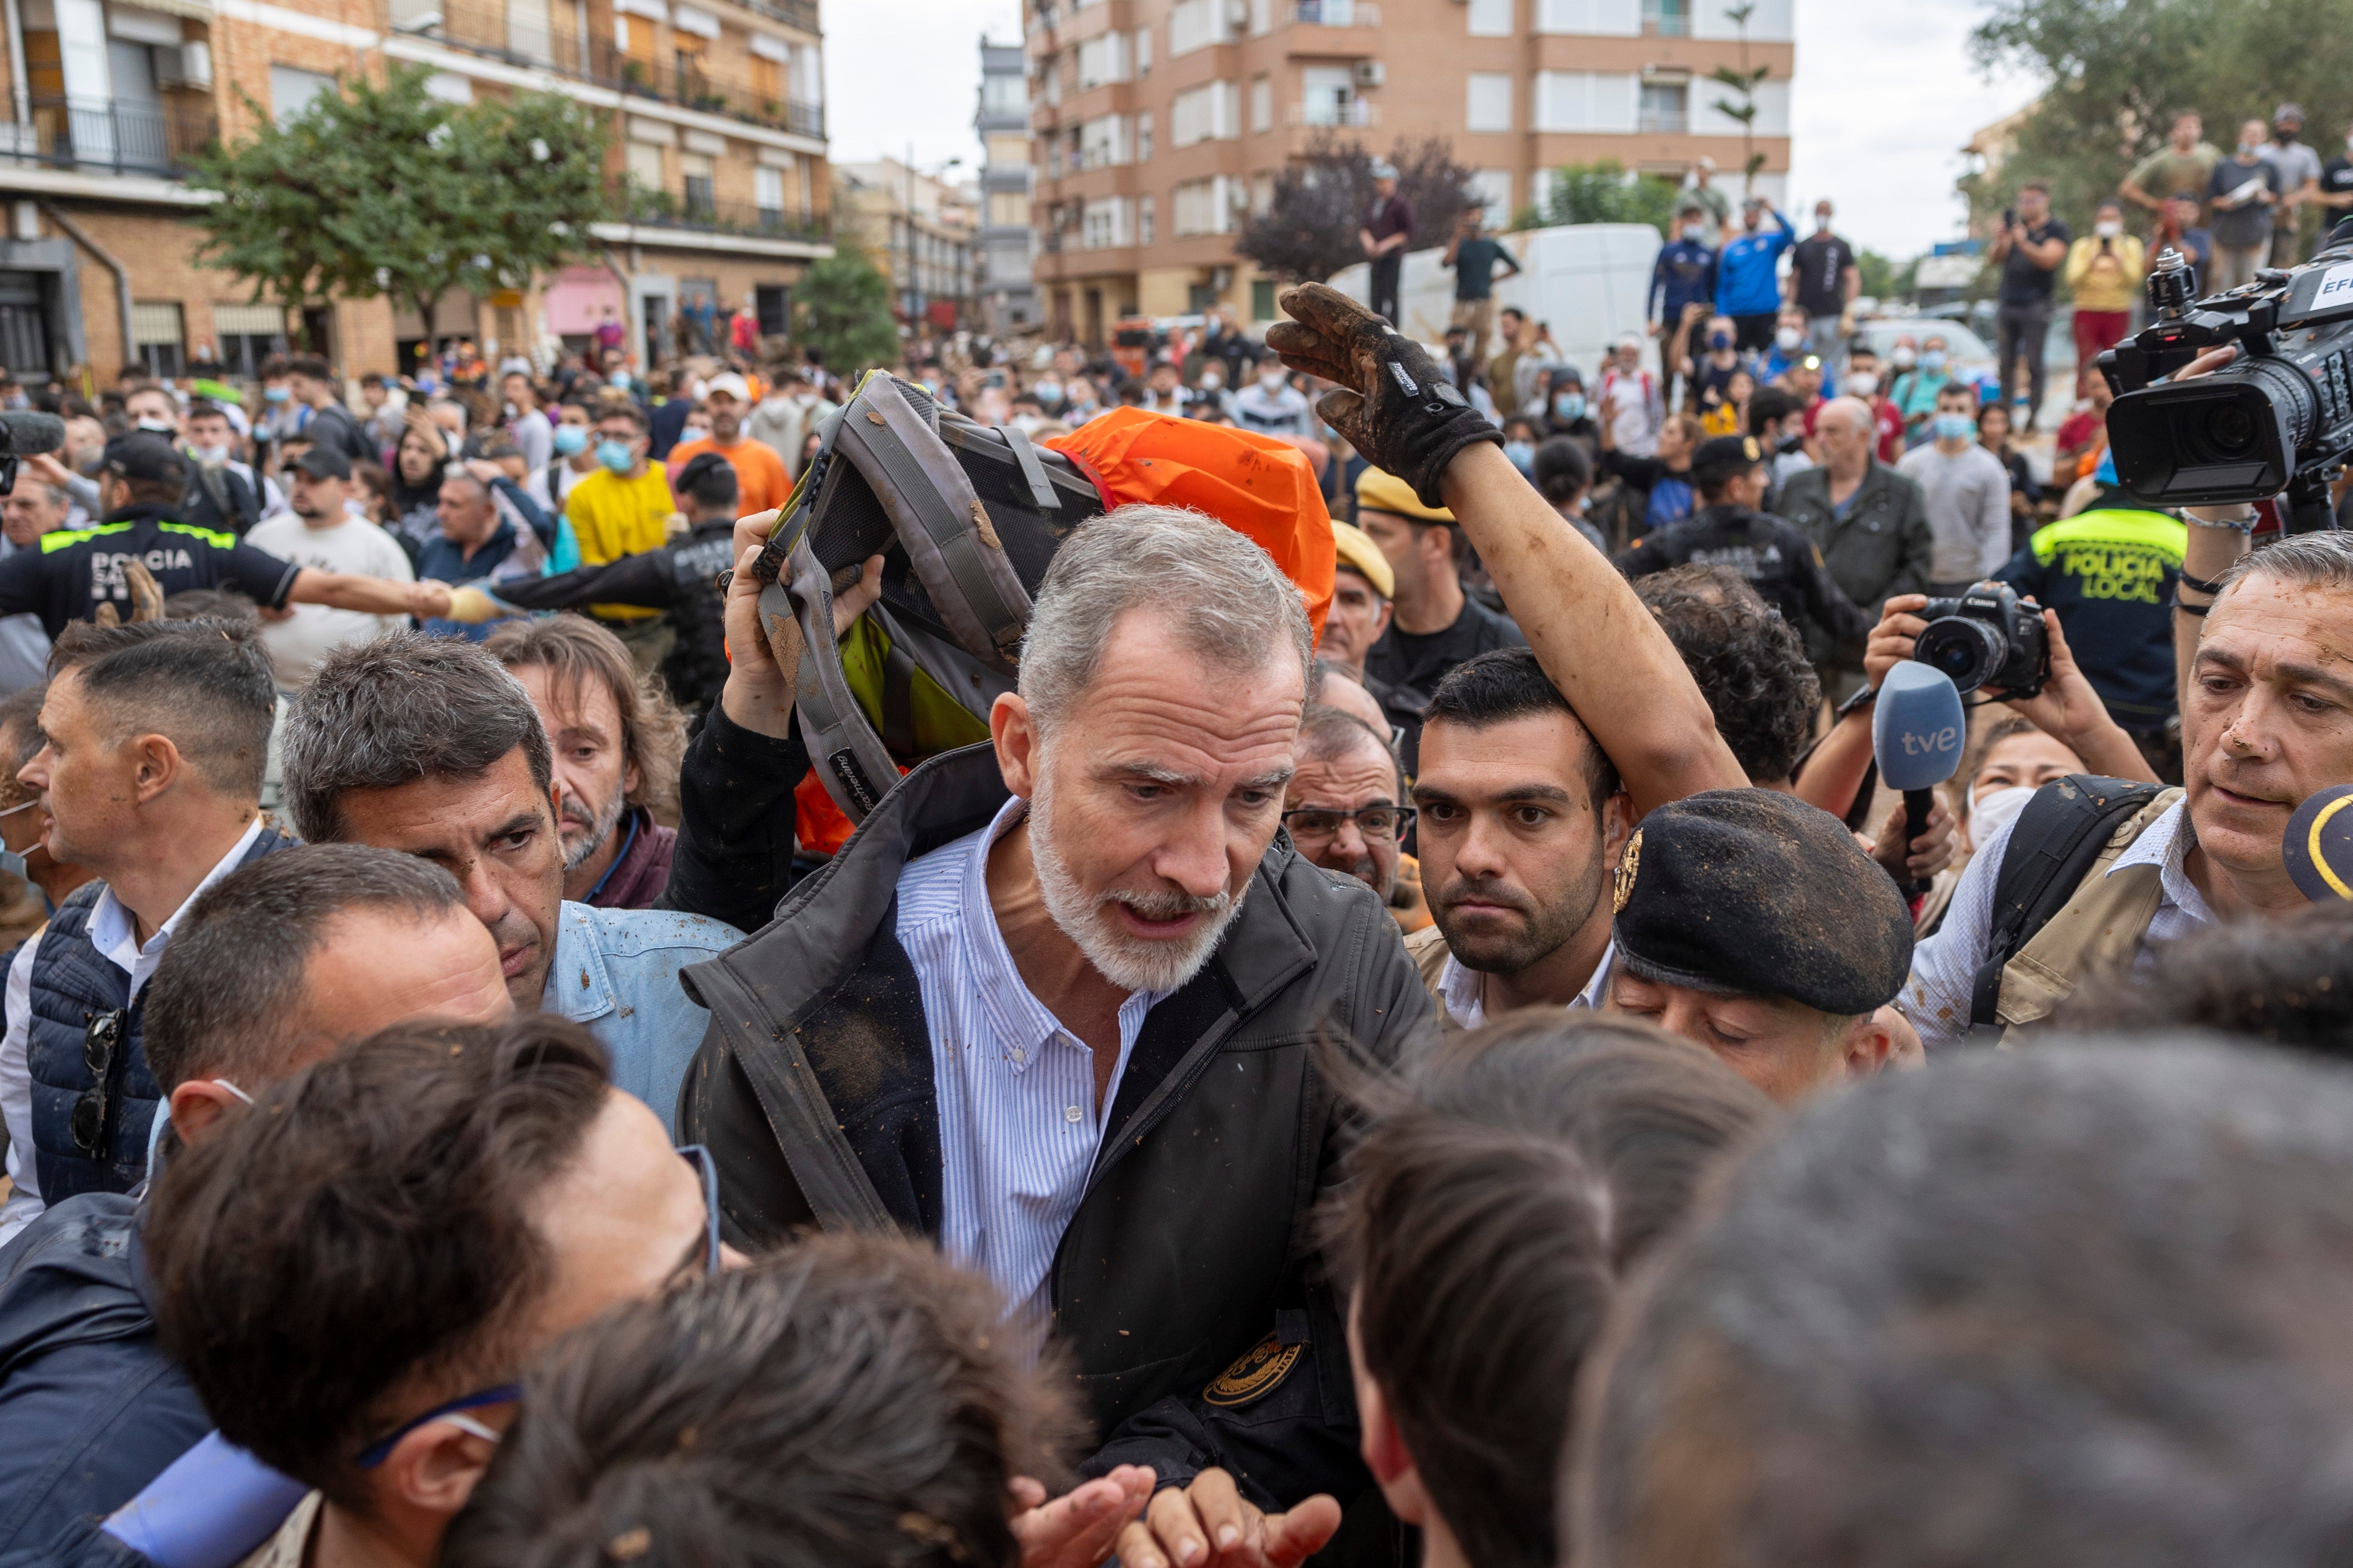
[1911,580,2048,697]
[2100,233,2353,531]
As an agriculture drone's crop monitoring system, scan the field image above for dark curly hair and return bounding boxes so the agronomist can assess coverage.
[1633,564,1819,785]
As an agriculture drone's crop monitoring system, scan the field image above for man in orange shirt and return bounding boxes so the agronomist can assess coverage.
[666,372,789,516]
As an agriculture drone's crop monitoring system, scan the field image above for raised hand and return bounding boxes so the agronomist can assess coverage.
[1265,283,1503,508]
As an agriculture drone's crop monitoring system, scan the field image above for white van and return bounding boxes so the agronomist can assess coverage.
[1325,222,1665,373]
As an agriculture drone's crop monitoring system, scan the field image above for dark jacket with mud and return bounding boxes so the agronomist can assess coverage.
[674,740,1435,1512]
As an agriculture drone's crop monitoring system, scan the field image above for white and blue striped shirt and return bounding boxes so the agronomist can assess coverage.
[896,797,1166,1340]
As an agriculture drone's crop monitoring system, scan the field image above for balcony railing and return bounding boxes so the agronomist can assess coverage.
[1636,109,1688,133]
[1641,0,1690,33]
[1287,99,1378,127]
[0,96,216,178]
[395,0,825,138]
[1283,1,1380,24]
[736,0,817,32]
[616,183,828,242]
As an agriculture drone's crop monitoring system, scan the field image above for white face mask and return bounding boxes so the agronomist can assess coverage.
[1965,784,2037,853]
[1774,327,1803,351]
[1261,370,1288,391]
[192,443,231,464]
[2095,219,2123,238]
[1846,370,1879,396]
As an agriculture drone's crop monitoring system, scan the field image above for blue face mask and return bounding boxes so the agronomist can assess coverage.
[1708,331,1733,351]
[552,425,589,456]
[1554,393,1587,422]
[1921,349,1948,373]
[595,439,635,472]
[1503,440,1535,470]
[607,370,632,391]
[263,386,290,404]
[1932,412,1976,442]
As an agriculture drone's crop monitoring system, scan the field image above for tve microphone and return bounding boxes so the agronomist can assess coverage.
[1872,662,1967,895]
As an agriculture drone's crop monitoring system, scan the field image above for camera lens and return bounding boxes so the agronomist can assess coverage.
[1912,617,2005,694]
[2196,400,2256,459]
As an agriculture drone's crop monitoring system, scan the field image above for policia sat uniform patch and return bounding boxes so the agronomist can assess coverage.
[1203,1332,1304,1408]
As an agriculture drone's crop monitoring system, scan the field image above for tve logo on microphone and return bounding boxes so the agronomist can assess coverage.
[1873,663,1968,791]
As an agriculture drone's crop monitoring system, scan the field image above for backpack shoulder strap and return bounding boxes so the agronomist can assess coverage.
[1967,775,2169,1029]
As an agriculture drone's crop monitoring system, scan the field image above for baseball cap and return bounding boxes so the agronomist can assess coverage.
[704,371,752,402]
[102,434,186,486]
[1329,520,1395,600]
[1369,158,1398,180]
[293,446,352,481]
[1355,467,1453,525]
[1692,434,1766,472]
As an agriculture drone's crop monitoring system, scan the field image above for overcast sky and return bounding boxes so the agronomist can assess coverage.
[822,0,2043,260]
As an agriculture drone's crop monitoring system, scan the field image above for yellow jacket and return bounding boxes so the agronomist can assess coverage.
[2065,233,2147,313]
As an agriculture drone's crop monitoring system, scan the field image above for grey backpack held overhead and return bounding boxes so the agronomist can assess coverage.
[747,369,1105,823]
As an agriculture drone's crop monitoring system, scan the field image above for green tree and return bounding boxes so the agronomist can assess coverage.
[1538,161,1681,235]
[794,238,900,374]
[1855,248,1902,301]
[189,64,611,348]
[1969,0,2353,243]
[1708,2,1772,192]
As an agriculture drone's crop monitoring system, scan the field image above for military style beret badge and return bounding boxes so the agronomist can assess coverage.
[1612,828,1643,914]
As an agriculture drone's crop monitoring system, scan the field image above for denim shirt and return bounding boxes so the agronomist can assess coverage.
[541,900,743,1137]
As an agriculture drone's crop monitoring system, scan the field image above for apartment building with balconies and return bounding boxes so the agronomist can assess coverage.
[1026,0,1790,345]
[835,156,978,333]
[0,0,830,382]
[976,36,1034,332]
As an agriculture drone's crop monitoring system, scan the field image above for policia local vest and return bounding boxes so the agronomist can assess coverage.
[25,826,290,1203]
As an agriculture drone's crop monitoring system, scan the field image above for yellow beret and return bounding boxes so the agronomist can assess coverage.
[1328,521,1394,600]
[1354,467,1454,525]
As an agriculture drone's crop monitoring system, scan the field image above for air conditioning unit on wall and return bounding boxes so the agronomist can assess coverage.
[1352,59,1385,87]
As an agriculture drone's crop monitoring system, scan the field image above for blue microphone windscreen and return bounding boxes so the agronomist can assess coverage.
[1873,662,1968,790]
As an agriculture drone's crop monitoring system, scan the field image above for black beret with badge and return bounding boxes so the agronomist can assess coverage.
[1610,788,1913,1016]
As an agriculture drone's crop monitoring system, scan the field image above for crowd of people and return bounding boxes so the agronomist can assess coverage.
[0,132,2343,1568]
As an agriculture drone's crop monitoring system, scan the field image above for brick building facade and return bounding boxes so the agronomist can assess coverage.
[0,0,831,387]
[1024,0,1793,344]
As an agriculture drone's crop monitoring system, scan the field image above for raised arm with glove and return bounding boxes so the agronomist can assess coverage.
[1267,283,1746,811]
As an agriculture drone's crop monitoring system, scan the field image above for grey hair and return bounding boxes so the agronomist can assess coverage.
[282,632,553,843]
[1017,504,1313,734]
[2213,530,2353,602]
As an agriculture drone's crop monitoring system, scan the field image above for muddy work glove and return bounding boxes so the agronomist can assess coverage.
[1265,282,1503,509]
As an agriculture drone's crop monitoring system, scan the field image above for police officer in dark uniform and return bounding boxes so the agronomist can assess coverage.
[460,449,740,714]
[0,435,440,636]
[1601,787,1915,1104]
[1619,434,1871,660]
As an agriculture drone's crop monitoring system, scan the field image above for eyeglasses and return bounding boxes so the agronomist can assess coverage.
[679,1143,722,1283]
[1281,804,1416,844]
[69,1008,127,1156]
[353,1383,520,1469]
[349,1148,720,1470]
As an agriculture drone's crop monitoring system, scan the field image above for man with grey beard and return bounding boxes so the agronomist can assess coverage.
[676,504,1436,1565]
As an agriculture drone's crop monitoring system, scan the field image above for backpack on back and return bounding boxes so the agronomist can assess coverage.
[1967,773,2169,1033]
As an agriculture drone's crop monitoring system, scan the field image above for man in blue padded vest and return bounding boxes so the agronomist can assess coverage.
[0,617,289,1242]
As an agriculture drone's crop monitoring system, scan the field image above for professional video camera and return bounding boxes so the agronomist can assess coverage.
[0,410,62,497]
[2101,239,2353,532]
[1910,579,2049,697]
